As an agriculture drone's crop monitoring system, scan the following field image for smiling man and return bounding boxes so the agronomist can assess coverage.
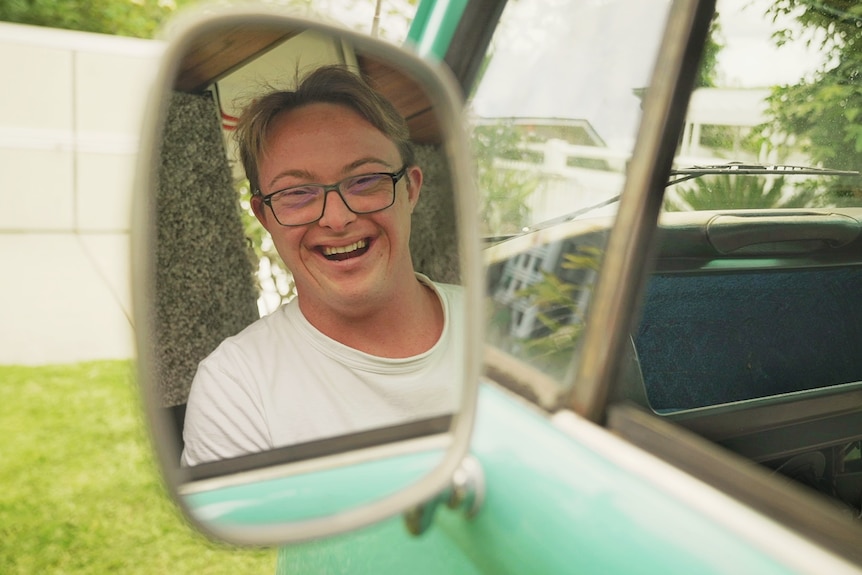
[180,66,462,466]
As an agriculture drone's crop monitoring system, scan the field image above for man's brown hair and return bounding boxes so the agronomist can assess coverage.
[235,65,414,194]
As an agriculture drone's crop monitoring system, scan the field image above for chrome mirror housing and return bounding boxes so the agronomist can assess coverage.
[131,5,481,545]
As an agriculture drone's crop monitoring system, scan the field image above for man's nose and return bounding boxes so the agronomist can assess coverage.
[317,189,356,229]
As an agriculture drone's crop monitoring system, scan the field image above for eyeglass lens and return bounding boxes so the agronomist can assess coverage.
[269,173,396,226]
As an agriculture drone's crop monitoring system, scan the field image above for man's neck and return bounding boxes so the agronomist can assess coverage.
[299,275,444,358]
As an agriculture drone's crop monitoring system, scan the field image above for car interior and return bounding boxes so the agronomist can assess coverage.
[618,208,862,524]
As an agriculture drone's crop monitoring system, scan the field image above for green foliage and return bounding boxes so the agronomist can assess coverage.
[699,124,754,154]
[513,246,602,376]
[0,361,275,574]
[663,174,817,211]
[471,122,544,237]
[697,11,724,88]
[757,0,862,201]
[0,0,196,38]
[237,181,296,309]
[0,0,419,41]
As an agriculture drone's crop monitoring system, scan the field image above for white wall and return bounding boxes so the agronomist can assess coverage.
[0,22,163,365]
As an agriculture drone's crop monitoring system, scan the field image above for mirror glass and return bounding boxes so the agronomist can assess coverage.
[133,9,477,544]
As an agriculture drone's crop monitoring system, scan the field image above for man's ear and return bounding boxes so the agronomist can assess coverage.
[251,194,271,229]
[405,166,423,212]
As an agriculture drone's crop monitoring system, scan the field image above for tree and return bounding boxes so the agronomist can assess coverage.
[514,247,602,378]
[0,0,417,41]
[0,0,190,38]
[757,1,862,201]
[697,10,723,88]
[471,121,544,238]
[236,181,297,312]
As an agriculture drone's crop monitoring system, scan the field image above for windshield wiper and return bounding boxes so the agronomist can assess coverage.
[667,162,859,187]
[486,162,860,245]
[514,195,622,237]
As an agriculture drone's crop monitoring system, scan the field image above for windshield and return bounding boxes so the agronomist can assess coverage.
[476,0,862,237]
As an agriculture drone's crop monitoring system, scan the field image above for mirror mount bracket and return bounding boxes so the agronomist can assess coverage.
[403,455,485,536]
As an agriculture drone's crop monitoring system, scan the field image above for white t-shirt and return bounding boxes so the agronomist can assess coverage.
[181,275,462,467]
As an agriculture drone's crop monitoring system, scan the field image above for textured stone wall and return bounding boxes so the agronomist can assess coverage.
[410,144,461,285]
[154,92,259,407]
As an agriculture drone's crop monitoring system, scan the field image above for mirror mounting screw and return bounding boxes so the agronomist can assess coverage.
[404,455,485,536]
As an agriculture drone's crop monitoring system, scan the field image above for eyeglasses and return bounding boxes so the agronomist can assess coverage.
[256,166,408,226]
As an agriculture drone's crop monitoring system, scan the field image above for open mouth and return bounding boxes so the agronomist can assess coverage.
[321,238,370,261]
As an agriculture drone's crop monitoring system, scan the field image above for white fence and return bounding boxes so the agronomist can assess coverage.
[500,103,778,226]
[493,139,629,225]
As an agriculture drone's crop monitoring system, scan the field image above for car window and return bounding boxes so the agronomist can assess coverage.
[664,0,862,212]
[632,1,862,412]
[620,1,862,535]
[473,0,674,401]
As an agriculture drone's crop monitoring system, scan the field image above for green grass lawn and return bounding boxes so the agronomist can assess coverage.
[0,360,276,574]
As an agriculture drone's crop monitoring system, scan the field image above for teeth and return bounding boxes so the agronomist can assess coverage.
[323,239,367,256]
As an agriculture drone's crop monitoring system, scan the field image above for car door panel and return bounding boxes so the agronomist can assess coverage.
[277,383,811,574]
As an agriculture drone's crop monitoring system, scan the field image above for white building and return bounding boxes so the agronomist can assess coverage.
[0,22,163,364]
[678,87,771,164]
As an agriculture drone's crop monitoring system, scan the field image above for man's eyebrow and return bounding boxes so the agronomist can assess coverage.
[267,158,396,190]
[266,169,315,190]
[343,157,395,172]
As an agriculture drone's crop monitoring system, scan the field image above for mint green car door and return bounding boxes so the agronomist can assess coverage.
[277,383,816,574]
[273,0,854,572]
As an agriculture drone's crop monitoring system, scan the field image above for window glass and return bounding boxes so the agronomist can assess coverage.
[474,0,673,393]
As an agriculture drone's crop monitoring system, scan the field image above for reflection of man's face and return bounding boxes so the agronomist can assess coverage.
[253,102,422,321]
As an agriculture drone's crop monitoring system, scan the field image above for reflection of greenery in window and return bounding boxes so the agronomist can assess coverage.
[471,122,544,238]
[699,125,743,153]
[517,247,601,376]
[487,245,602,380]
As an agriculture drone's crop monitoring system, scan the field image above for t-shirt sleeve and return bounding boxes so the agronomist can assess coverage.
[181,348,271,467]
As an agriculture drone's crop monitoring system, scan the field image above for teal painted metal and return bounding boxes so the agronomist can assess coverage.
[405,0,469,60]
[276,514,481,575]
[276,383,802,574]
[185,448,444,526]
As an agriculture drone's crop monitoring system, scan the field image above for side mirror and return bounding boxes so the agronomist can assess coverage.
[131,5,481,545]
